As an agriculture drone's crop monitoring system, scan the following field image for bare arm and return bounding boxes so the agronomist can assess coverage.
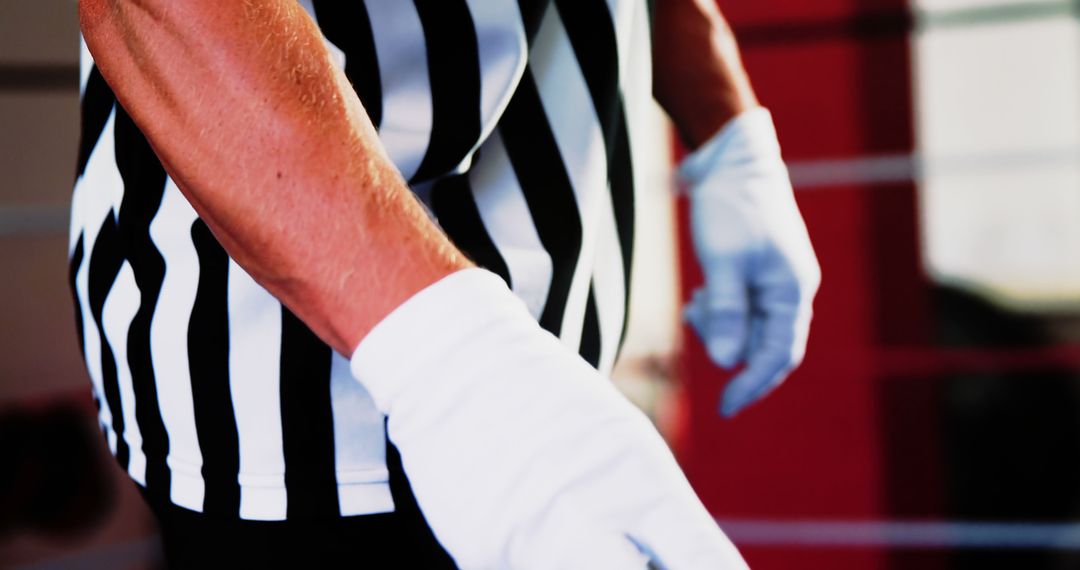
[79,0,471,356]
[653,0,759,149]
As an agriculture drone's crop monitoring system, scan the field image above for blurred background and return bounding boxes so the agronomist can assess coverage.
[3,0,1080,568]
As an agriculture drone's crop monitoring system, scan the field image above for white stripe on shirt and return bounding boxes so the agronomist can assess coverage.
[148,179,205,511]
[366,0,434,180]
[102,261,148,484]
[330,353,395,516]
[468,130,554,319]
[72,108,122,453]
[530,6,609,349]
[463,0,529,149]
[227,261,288,521]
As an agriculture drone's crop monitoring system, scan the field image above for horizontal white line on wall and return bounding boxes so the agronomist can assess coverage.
[17,518,1080,570]
[2,147,1078,236]
[0,203,69,237]
[718,518,1080,549]
[788,147,1080,189]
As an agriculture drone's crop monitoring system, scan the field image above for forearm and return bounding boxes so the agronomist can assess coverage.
[79,0,470,355]
[653,0,759,149]
[664,3,821,415]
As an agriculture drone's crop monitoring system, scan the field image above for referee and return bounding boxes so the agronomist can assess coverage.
[72,0,819,567]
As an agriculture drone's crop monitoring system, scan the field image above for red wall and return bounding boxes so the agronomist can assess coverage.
[674,2,934,568]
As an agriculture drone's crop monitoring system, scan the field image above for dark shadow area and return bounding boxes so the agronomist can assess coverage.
[880,285,1080,569]
[935,286,1080,569]
[0,401,115,542]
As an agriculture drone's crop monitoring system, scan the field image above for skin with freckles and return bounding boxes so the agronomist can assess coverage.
[80,0,471,356]
[78,0,757,358]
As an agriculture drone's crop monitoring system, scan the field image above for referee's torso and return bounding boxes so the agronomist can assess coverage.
[70,0,653,521]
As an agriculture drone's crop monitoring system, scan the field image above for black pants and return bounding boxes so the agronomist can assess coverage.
[140,444,457,569]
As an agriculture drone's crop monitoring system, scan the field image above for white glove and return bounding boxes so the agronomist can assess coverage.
[351,269,749,570]
[682,108,820,418]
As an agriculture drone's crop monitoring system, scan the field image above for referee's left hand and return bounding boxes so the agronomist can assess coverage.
[682,108,820,418]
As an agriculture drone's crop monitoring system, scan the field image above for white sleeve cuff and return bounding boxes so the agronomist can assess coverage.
[348,268,526,414]
[344,269,747,569]
[678,107,783,188]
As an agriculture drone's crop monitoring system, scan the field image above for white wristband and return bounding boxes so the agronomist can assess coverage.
[349,268,524,414]
[679,107,783,188]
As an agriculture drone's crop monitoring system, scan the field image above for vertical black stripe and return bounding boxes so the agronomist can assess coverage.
[384,435,457,566]
[579,283,601,367]
[312,0,384,128]
[515,0,554,45]
[498,71,582,336]
[410,0,483,183]
[188,220,241,516]
[69,234,86,358]
[75,67,115,179]
[552,0,620,144]
[553,0,636,346]
[431,174,512,286]
[87,215,129,470]
[113,105,171,501]
[608,120,635,348]
[280,310,339,519]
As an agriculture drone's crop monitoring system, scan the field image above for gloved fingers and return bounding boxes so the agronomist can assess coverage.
[686,269,747,367]
[749,262,814,369]
[788,300,814,367]
[718,301,799,417]
[719,344,792,417]
[684,285,750,369]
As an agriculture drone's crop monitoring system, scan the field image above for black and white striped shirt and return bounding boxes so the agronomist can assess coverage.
[70,0,653,521]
